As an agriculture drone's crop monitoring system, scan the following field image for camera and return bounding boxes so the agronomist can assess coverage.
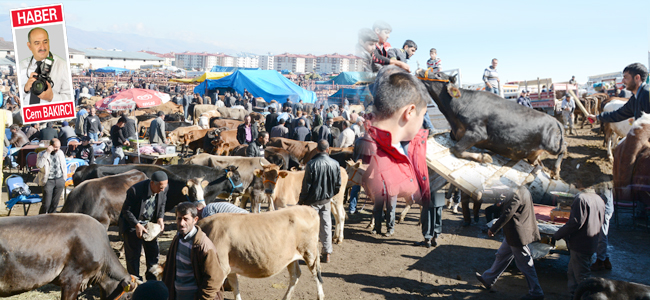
[31,57,54,96]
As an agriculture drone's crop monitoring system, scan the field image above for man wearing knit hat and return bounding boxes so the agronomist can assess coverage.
[119,171,169,280]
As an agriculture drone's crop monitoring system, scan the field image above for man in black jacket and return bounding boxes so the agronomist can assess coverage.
[246,131,269,157]
[236,115,259,145]
[588,63,649,123]
[39,122,58,141]
[291,119,311,142]
[265,107,279,133]
[119,171,169,280]
[111,117,130,165]
[298,140,341,263]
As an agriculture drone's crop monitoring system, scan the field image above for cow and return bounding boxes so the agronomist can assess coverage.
[415,67,566,179]
[210,129,240,155]
[573,277,650,300]
[178,128,214,156]
[217,106,247,121]
[0,214,139,300]
[602,99,633,162]
[196,206,324,300]
[268,137,318,161]
[302,146,354,164]
[166,125,201,145]
[228,145,300,170]
[210,118,243,130]
[61,170,148,229]
[193,104,218,125]
[330,151,354,168]
[142,101,184,115]
[255,163,348,244]
[164,164,246,203]
[574,96,598,129]
[613,113,650,206]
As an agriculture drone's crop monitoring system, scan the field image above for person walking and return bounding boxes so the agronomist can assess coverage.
[35,138,66,214]
[149,111,166,144]
[561,95,576,135]
[483,58,500,96]
[476,186,544,300]
[119,171,169,280]
[298,140,341,263]
[84,107,103,141]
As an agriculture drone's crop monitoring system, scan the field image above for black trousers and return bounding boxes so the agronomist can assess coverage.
[485,204,502,222]
[40,176,65,214]
[421,198,443,240]
[122,229,159,279]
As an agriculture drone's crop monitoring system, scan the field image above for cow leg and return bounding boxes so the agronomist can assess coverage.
[302,249,325,300]
[282,261,302,300]
[552,142,567,180]
[268,196,276,211]
[450,131,493,163]
[398,200,410,224]
[59,272,82,300]
[330,199,345,244]
[228,273,242,300]
[607,133,617,162]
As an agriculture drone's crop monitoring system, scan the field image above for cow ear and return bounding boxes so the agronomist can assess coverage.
[451,74,458,84]
[447,84,462,98]
[201,180,209,188]
[254,169,263,177]
[346,159,353,166]
[186,180,195,187]
[279,171,289,178]
[181,187,189,195]
[354,161,362,168]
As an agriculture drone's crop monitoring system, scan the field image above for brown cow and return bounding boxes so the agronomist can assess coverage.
[166,125,201,145]
[211,118,243,130]
[217,107,247,121]
[196,206,324,300]
[180,128,214,156]
[613,113,650,206]
[255,163,348,244]
[268,137,318,161]
[193,104,218,125]
[210,129,239,155]
[142,101,184,115]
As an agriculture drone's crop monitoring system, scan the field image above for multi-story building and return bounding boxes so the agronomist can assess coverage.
[140,50,175,67]
[274,53,306,73]
[259,53,274,70]
[234,53,259,68]
[175,51,218,70]
[316,53,356,73]
[303,54,316,73]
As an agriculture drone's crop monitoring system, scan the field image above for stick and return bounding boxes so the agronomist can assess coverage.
[567,88,593,123]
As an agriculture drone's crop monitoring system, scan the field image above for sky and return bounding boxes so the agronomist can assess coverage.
[1,0,648,83]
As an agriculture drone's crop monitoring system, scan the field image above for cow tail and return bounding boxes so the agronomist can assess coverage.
[317,264,324,283]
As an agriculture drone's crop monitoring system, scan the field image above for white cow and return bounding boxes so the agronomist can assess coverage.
[603,100,633,162]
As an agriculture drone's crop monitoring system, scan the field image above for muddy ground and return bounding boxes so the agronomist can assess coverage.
[2,125,649,300]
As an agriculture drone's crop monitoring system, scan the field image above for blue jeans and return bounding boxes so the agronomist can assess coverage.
[422,111,434,131]
[348,185,360,213]
[373,195,397,232]
[88,132,99,142]
[486,86,499,95]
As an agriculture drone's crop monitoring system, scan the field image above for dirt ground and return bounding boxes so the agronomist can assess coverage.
[3,125,650,300]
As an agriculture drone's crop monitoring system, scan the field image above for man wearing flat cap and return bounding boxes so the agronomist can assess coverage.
[119,171,169,280]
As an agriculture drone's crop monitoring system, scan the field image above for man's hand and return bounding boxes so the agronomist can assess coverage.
[487,229,495,237]
[135,223,148,239]
[157,218,164,232]
[587,114,597,123]
[46,145,54,154]
[124,141,130,147]
[486,83,492,89]
[24,72,38,93]
[38,81,54,101]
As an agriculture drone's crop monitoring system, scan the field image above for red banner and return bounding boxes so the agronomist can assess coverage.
[11,4,63,27]
[22,101,75,123]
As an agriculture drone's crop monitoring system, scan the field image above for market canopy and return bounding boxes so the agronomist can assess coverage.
[95,88,170,111]
[94,66,132,74]
[317,72,373,85]
[194,70,317,104]
[327,86,371,104]
[210,66,260,72]
[169,72,231,83]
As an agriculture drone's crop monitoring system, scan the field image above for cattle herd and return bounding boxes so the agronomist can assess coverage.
[2,69,650,300]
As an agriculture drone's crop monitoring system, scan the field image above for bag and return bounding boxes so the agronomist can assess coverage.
[10,185,31,198]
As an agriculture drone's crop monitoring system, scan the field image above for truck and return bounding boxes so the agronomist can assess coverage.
[515,78,578,115]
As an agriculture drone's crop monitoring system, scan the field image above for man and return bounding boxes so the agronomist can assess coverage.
[236,115,258,145]
[553,187,605,297]
[119,171,169,280]
[591,182,614,272]
[22,122,40,141]
[215,95,224,108]
[588,63,649,124]
[19,27,72,105]
[387,40,417,63]
[149,111,166,144]
[476,186,544,300]
[246,131,269,157]
[296,99,305,115]
[298,140,341,263]
[9,124,29,149]
[270,118,289,138]
[38,122,57,141]
[84,107,103,141]
[162,202,223,300]
[122,112,137,140]
[312,108,323,129]
[265,107,279,133]
[561,95,576,135]
[339,106,350,121]
[57,121,77,146]
[35,138,67,214]
[569,75,577,85]
[517,90,533,108]
[292,119,311,142]
[75,106,88,136]
[111,117,131,165]
[66,135,95,164]
[183,91,192,120]
[338,121,355,148]
[483,58,500,96]
[318,118,333,145]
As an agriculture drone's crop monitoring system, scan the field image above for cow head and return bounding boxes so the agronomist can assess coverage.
[167,132,180,146]
[182,177,209,203]
[211,139,230,156]
[345,159,366,188]
[255,164,286,195]
[415,68,461,113]
[102,274,140,300]
[224,165,245,195]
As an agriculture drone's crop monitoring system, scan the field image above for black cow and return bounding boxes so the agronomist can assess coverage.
[574,277,650,300]
[265,146,303,170]
[164,164,245,203]
[0,214,139,299]
[62,170,148,229]
[414,67,566,178]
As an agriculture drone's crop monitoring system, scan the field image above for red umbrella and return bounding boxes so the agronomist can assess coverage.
[95,88,170,111]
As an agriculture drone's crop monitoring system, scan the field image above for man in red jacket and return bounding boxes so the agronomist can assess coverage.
[360,65,430,237]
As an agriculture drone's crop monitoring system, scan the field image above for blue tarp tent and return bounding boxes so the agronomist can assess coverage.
[316,72,372,85]
[194,70,317,104]
[210,66,260,72]
[327,86,371,105]
[94,66,132,74]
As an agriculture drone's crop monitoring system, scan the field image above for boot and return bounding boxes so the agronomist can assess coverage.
[603,257,612,270]
[569,127,575,135]
[590,259,604,271]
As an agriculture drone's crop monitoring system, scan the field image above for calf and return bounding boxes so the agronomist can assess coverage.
[210,129,239,155]
[180,128,214,156]
[602,99,632,162]
[0,214,139,300]
[193,104,218,125]
[573,277,650,300]
[197,206,324,300]
[255,163,348,244]
[268,137,318,161]
[217,106,247,121]
[415,67,566,179]
[166,125,201,145]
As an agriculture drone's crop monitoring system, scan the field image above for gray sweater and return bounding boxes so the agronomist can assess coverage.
[554,191,605,255]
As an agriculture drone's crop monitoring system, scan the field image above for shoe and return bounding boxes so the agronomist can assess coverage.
[414,239,432,248]
[590,260,604,271]
[384,229,394,237]
[474,216,480,223]
[520,294,544,300]
[431,237,438,247]
[603,257,612,270]
[475,272,491,290]
[321,253,330,263]
[371,228,380,235]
